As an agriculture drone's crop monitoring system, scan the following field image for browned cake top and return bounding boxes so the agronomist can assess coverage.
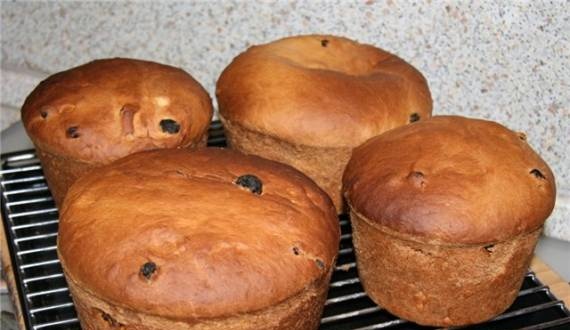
[216,34,432,148]
[343,116,556,245]
[22,58,213,163]
[58,148,339,320]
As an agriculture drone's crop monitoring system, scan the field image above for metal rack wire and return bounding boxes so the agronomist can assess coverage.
[1,121,570,330]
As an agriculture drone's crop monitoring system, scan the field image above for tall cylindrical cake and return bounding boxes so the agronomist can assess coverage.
[343,116,556,326]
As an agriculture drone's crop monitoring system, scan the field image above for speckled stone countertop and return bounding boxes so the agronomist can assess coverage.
[1,1,568,241]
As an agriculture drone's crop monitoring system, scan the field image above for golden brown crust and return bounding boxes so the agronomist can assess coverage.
[35,138,206,208]
[216,34,432,148]
[22,58,213,163]
[35,149,95,207]
[343,115,556,244]
[58,148,339,321]
[350,210,541,326]
[65,262,333,330]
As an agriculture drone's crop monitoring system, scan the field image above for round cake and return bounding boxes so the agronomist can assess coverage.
[21,58,213,206]
[58,148,340,330]
[342,116,556,326]
[216,34,432,213]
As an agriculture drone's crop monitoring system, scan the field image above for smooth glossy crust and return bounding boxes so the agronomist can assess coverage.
[22,58,213,163]
[58,148,339,321]
[343,116,556,244]
[216,35,432,148]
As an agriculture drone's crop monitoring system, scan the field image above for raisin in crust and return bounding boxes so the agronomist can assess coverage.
[343,115,556,326]
[216,34,433,213]
[21,58,213,206]
[58,148,339,329]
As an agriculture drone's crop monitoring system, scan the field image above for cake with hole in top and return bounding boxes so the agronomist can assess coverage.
[58,148,340,330]
[21,58,213,207]
[342,115,556,326]
[216,34,433,213]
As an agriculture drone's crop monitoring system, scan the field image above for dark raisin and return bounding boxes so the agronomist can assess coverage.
[235,174,262,195]
[292,247,300,255]
[530,169,546,180]
[518,132,527,141]
[40,109,48,118]
[160,119,180,134]
[315,259,325,269]
[321,39,329,47]
[140,261,157,279]
[409,113,420,123]
[484,244,495,253]
[66,126,80,138]
[100,311,122,327]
